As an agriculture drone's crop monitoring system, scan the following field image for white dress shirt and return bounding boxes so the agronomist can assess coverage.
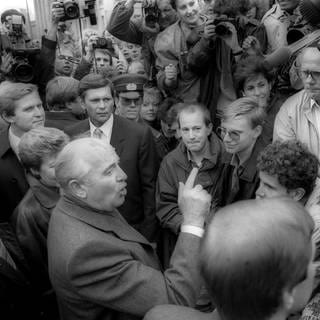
[89,114,114,144]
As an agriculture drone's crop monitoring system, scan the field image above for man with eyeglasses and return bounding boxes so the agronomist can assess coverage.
[54,47,78,77]
[65,73,160,243]
[218,97,267,206]
[274,44,320,208]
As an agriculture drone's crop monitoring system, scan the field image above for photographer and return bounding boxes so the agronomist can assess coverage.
[73,34,128,80]
[155,0,241,124]
[107,0,178,78]
[0,5,65,104]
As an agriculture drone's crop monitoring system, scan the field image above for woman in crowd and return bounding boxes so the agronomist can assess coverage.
[233,55,287,142]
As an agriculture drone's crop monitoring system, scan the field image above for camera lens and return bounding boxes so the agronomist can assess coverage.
[64,1,80,19]
[13,61,34,83]
[215,23,232,37]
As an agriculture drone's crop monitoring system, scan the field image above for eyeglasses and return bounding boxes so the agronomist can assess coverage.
[119,96,143,107]
[300,70,320,81]
[217,127,242,141]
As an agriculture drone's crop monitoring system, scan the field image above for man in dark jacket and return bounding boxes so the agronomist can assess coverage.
[156,103,229,266]
[218,97,267,206]
[0,82,45,221]
[65,73,159,242]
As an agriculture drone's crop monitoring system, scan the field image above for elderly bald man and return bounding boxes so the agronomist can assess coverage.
[145,198,316,320]
[47,137,211,320]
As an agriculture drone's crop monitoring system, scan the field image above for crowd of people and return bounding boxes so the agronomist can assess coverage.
[0,0,320,319]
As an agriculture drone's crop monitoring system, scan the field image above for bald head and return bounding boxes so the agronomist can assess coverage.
[301,47,320,65]
[200,198,314,320]
[55,138,117,191]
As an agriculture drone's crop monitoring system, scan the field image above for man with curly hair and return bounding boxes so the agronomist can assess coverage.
[256,140,320,320]
[256,140,318,204]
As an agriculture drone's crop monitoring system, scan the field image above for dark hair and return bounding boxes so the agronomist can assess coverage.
[46,76,80,110]
[178,103,211,127]
[200,198,314,320]
[213,0,251,16]
[79,73,114,99]
[1,9,26,24]
[234,55,275,94]
[257,140,319,198]
[158,97,183,123]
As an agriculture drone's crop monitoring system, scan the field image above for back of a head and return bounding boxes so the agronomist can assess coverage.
[46,76,80,110]
[200,198,314,320]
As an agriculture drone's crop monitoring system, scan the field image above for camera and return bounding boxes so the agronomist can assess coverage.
[214,17,236,37]
[52,0,80,21]
[8,48,40,83]
[143,1,160,28]
[92,38,113,50]
[83,0,97,25]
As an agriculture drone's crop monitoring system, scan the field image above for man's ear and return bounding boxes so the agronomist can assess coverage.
[282,289,295,312]
[207,122,213,136]
[68,179,87,199]
[80,98,87,112]
[288,188,306,202]
[253,124,263,139]
[30,168,41,180]
[1,111,15,124]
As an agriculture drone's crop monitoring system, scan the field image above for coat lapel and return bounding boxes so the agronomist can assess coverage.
[110,115,126,156]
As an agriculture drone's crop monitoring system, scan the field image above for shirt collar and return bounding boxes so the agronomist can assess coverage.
[8,126,21,159]
[186,139,215,165]
[89,113,114,138]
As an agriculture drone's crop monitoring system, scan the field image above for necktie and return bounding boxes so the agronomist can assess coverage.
[93,127,104,140]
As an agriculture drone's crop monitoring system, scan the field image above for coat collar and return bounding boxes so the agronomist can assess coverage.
[237,136,268,183]
[170,133,229,170]
[110,115,129,155]
[57,195,151,247]
[27,174,60,210]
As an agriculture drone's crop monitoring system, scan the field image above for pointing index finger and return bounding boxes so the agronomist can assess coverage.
[184,167,199,189]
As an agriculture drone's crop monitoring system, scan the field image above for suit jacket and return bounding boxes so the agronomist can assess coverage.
[48,196,203,320]
[65,115,159,242]
[0,129,29,221]
[143,305,219,320]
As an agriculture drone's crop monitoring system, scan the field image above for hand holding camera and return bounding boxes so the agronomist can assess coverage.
[217,21,241,52]
[0,51,13,74]
[203,18,216,40]
[51,2,68,25]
